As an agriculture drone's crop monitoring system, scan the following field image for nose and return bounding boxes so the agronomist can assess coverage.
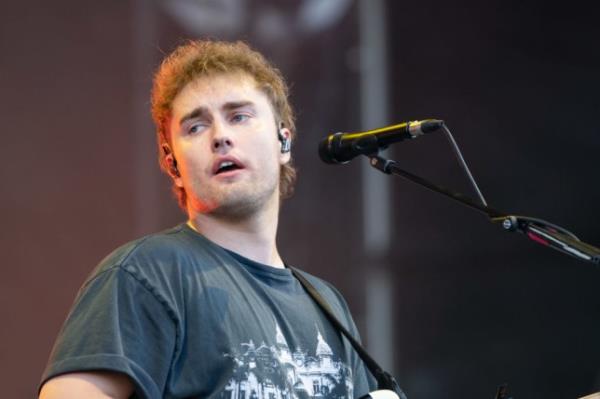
[212,136,233,152]
[211,122,234,153]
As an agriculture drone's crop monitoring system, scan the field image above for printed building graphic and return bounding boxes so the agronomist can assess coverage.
[221,325,353,399]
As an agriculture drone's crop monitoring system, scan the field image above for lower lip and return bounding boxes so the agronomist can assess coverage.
[214,168,245,179]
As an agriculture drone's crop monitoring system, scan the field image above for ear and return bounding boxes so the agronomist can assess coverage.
[162,144,184,187]
[166,155,184,187]
[278,127,292,164]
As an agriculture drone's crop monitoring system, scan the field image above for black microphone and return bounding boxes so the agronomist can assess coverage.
[318,119,444,164]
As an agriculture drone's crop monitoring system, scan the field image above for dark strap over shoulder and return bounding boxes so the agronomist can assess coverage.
[290,267,407,399]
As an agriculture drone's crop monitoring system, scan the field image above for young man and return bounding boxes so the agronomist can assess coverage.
[39,40,375,399]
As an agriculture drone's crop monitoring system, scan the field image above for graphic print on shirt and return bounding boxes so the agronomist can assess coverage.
[221,324,353,399]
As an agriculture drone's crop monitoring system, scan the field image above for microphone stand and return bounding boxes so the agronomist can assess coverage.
[368,154,600,265]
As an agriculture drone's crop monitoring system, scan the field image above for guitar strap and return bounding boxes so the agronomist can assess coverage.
[290,267,407,399]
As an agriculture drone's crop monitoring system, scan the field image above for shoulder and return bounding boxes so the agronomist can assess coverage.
[95,224,193,270]
[87,223,225,284]
[75,223,233,314]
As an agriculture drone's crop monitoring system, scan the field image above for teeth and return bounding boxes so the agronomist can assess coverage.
[217,161,237,173]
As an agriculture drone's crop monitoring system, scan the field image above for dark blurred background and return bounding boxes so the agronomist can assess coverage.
[2,1,599,398]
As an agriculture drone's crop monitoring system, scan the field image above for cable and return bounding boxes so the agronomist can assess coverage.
[441,123,488,207]
[438,123,581,242]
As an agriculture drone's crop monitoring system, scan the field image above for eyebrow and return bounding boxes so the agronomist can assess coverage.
[179,106,209,127]
[178,101,256,127]
[222,100,254,112]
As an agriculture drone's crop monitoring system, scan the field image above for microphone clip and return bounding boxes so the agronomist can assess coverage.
[369,154,395,174]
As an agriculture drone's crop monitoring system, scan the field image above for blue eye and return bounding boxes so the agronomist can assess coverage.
[231,114,249,123]
[188,123,206,134]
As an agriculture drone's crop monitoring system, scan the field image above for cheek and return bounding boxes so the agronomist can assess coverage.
[261,142,282,167]
[262,133,282,156]
[176,148,206,179]
[174,138,209,170]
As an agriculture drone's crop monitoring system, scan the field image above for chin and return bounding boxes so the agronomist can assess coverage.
[210,190,270,219]
[220,187,278,219]
[211,201,261,220]
[193,184,278,220]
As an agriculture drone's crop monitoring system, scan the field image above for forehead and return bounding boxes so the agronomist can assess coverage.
[171,72,269,117]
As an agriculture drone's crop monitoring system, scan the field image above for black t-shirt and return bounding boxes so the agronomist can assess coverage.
[41,223,375,398]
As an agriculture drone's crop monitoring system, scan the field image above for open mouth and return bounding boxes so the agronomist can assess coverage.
[214,160,243,175]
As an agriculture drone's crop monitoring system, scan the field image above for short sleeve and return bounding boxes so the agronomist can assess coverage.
[40,266,177,399]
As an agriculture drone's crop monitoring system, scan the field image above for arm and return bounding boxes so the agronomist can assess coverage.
[39,371,134,399]
[40,267,177,399]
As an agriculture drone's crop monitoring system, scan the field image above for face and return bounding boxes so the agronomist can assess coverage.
[168,72,291,219]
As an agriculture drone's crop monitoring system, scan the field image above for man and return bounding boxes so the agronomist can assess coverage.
[39,40,376,398]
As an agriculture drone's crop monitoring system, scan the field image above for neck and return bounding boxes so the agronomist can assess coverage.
[188,195,284,268]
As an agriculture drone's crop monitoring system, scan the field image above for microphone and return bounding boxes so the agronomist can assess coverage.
[318,119,444,164]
